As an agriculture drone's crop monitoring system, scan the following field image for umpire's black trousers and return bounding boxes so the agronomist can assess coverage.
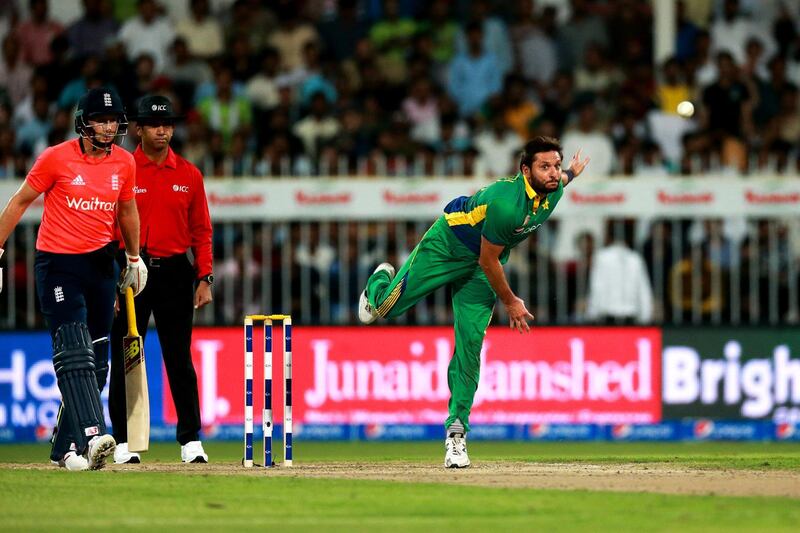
[109,252,202,445]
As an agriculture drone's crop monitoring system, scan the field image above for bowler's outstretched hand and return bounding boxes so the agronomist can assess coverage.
[505,296,534,334]
[568,148,591,178]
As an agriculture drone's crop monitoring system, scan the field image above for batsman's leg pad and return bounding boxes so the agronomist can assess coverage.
[49,402,79,462]
[92,337,110,390]
[53,322,107,452]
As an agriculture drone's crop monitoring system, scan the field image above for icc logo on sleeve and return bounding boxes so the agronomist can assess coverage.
[173,185,189,193]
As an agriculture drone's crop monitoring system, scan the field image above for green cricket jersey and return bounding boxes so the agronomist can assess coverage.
[442,172,564,263]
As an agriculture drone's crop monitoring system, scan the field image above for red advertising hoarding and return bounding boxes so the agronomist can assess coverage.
[166,327,662,427]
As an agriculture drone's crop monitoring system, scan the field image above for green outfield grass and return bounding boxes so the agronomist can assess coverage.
[3,440,800,469]
[1,441,799,531]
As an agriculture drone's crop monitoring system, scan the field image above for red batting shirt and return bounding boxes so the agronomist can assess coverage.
[128,145,213,279]
[27,139,135,254]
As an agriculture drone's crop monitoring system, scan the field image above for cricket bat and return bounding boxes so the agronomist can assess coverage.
[124,287,150,452]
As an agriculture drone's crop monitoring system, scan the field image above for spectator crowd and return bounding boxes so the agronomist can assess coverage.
[1,0,799,181]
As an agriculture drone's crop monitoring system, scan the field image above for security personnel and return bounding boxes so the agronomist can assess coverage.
[0,87,147,470]
[110,94,213,464]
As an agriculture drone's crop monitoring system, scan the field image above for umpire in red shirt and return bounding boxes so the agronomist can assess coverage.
[110,95,214,464]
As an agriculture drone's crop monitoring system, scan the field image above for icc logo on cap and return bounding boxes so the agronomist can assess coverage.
[151,104,167,111]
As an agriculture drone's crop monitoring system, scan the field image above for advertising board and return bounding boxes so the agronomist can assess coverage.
[663,328,800,422]
[182,326,662,427]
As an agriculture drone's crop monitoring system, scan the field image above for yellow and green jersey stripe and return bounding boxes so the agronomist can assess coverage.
[442,173,563,262]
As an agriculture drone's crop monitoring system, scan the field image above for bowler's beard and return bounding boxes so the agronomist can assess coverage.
[528,175,556,195]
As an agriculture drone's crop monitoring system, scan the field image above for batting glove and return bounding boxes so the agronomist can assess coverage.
[118,253,148,296]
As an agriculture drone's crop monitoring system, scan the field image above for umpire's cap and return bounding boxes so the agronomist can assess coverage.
[132,95,183,124]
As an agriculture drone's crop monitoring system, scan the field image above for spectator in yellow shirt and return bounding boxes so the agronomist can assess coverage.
[657,57,692,115]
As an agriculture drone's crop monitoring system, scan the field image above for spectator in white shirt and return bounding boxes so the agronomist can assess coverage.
[561,101,615,176]
[118,0,176,74]
[692,30,718,89]
[710,0,775,65]
[175,0,223,59]
[473,108,523,177]
[293,91,340,159]
[0,33,32,107]
[245,47,281,112]
[553,100,613,264]
[586,220,654,324]
[634,141,671,177]
[402,77,440,145]
[268,1,319,72]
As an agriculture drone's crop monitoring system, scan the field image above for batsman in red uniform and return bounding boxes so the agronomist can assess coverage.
[110,95,214,464]
[0,87,146,470]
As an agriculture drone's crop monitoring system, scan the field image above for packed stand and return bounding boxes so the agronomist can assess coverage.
[2,0,800,329]
[1,0,799,179]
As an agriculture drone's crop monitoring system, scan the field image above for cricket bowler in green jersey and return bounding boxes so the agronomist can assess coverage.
[358,136,590,468]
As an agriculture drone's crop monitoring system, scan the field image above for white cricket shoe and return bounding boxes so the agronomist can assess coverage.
[181,440,208,463]
[358,263,396,324]
[444,422,470,468]
[113,442,141,464]
[87,434,116,470]
[51,451,90,471]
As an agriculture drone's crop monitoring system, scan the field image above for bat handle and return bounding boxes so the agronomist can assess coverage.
[125,287,139,336]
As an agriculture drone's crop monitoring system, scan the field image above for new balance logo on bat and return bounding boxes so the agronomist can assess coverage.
[124,340,143,372]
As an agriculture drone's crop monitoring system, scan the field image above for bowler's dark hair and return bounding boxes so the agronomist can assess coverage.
[519,136,563,170]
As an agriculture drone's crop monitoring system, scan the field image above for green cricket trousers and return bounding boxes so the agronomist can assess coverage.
[365,216,496,433]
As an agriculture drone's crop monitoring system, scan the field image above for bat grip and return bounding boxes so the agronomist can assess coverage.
[125,287,139,336]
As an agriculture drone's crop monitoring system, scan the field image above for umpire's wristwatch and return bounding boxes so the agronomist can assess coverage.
[200,274,214,285]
